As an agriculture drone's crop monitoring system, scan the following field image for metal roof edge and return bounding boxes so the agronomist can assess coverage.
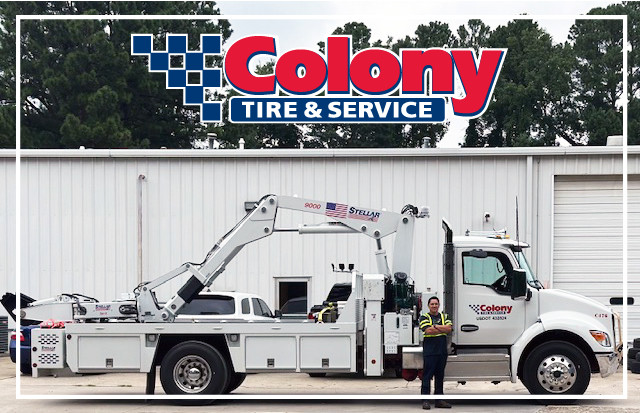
[2,146,640,158]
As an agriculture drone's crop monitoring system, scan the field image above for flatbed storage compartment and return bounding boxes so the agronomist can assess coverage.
[77,336,142,371]
[245,336,297,370]
[300,336,351,371]
[243,334,354,372]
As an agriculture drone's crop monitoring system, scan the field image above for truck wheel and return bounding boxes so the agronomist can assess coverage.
[160,341,230,396]
[523,341,590,395]
[20,365,32,376]
[224,372,247,393]
[308,372,326,377]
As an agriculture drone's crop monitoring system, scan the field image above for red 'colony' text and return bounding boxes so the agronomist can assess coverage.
[224,36,506,117]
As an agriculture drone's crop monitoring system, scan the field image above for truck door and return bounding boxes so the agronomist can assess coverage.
[455,248,526,346]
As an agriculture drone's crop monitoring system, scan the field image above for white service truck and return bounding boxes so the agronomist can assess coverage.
[6,194,622,396]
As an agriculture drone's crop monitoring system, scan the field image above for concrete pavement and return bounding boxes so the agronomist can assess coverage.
[0,356,638,412]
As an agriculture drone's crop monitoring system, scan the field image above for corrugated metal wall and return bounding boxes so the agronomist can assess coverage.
[0,153,15,299]
[1,148,638,320]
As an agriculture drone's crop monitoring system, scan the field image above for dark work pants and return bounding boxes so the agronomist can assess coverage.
[421,353,447,397]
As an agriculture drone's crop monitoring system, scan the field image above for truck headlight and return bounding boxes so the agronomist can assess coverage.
[590,330,611,347]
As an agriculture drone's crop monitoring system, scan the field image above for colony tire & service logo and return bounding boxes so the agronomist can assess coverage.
[131,34,223,122]
[469,304,512,321]
[131,34,506,124]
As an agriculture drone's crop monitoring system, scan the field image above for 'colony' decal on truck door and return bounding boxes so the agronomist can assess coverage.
[469,304,512,320]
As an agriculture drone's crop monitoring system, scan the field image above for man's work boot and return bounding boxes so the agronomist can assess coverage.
[422,401,431,410]
[434,400,451,409]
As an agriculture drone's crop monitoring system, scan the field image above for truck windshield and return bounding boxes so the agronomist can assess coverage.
[515,251,543,289]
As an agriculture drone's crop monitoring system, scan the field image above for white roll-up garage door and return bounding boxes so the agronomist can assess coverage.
[553,175,640,341]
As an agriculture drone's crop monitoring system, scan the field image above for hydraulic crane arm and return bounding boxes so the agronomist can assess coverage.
[136,195,428,322]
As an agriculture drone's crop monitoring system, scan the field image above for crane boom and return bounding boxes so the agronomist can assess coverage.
[137,195,426,322]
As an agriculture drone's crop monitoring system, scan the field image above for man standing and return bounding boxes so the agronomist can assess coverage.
[419,296,452,409]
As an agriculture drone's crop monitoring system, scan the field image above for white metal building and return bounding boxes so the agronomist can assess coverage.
[1,147,639,338]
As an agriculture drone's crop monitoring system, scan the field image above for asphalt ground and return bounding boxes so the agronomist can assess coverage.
[0,356,639,412]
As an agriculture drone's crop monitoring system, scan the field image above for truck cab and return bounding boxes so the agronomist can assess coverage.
[403,220,622,395]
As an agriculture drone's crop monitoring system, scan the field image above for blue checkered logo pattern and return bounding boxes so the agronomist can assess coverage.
[131,34,222,122]
[469,304,482,314]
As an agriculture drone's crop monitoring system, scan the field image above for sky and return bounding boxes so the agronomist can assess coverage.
[213,0,617,147]
[216,0,610,49]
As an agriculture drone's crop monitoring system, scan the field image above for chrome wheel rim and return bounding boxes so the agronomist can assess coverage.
[536,354,577,393]
[173,355,212,393]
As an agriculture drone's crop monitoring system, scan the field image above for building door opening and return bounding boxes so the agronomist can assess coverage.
[277,280,308,315]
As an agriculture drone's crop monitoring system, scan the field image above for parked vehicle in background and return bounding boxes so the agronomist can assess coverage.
[308,282,352,321]
[176,291,274,321]
[3,293,38,375]
[9,325,37,375]
[280,296,307,316]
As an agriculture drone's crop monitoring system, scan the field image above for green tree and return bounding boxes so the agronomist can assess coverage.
[313,22,403,148]
[0,1,231,149]
[466,20,576,147]
[318,21,371,54]
[570,2,639,145]
[311,22,453,148]
[214,60,305,149]
[211,86,261,149]
[456,20,492,148]
[393,22,454,147]
[413,22,456,48]
[0,103,13,148]
[0,1,17,148]
[455,19,492,50]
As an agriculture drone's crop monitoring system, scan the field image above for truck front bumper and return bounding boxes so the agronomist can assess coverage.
[596,352,619,378]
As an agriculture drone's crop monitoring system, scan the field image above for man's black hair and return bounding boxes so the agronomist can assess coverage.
[428,296,440,304]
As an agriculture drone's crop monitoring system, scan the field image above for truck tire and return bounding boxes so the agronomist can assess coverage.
[224,372,247,393]
[628,347,639,360]
[160,341,230,396]
[522,341,590,395]
[308,372,327,377]
[630,360,640,374]
[633,338,640,348]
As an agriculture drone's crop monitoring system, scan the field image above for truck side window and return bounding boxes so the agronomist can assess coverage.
[251,298,262,316]
[181,295,235,315]
[257,299,273,317]
[462,252,513,294]
[241,298,250,314]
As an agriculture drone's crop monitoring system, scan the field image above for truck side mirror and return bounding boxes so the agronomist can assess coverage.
[274,310,282,318]
[511,269,528,300]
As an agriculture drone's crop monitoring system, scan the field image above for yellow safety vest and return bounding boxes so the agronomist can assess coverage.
[419,312,451,338]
